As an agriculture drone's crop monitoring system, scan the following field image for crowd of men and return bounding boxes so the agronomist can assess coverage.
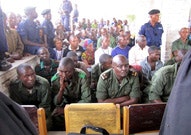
[0,1,191,132]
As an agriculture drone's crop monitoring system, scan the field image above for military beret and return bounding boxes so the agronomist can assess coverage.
[41,9,51,15]
[24,6,36,15]
[148,9,160,15]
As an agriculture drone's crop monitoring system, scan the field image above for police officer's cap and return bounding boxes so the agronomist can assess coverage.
[148,9,160,15]
[24,6,36,15]
[41,9,51,15]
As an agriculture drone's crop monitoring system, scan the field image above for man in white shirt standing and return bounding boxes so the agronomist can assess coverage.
[128,35,149,66]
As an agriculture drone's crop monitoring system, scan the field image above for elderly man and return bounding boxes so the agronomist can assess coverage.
[128,35,149,66]
[139,9,164,47]
[96,54,140,106]
[171,27,191,56]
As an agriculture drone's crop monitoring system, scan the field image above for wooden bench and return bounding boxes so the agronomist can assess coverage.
[123,103,166,135]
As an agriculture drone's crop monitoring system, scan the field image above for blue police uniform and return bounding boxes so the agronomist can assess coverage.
[42,19,55,48]
[139,21,163,47]
[17,19,41,54]
[0,7,8,55]
[60,0,73,31]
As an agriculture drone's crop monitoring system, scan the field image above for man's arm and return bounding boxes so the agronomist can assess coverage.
[97,96,129,104]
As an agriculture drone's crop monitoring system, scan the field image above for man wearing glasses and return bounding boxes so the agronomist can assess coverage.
[96,54,141,107]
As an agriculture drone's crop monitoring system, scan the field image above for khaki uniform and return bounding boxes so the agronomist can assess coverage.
[96,69,140,100]
[149,63,179,102]
[51,68,91,107]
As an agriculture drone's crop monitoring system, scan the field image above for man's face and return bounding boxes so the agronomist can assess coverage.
[102,58,112,71]
[69,37,79,49]
[38,48,50,62]
[58,65,74,81]
[18,68,36,89]
[150,50,161,62]
[137,36,147,48]
[101,37,110,49]
[179,28,189,40]
[113,57,129,78]
[150,13,160,23]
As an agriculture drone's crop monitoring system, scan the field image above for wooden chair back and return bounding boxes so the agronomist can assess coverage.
[123,103,166,135]
[37,108,47,135]
[22,105,39,131]
[64,103,121,134]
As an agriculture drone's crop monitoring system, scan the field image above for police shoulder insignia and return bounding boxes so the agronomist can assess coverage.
[51,73,59,82]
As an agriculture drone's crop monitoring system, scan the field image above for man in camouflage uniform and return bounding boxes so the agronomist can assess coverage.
[148,49,187,103]
[9,63,52,130]
[91,54,112,102]
[96,54,140,106]
[51,57,91,130]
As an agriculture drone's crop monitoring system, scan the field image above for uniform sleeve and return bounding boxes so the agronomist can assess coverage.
[138,24,145,36]
[15,30,24,55]
[78,76,91,103]
[149,70,164,100]
[39,79,52,114]
[129,75,141,98]
[96,75,108,100]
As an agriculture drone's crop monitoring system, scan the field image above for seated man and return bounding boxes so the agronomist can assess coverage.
[35,47,59,84]
[66,51,90,78]
[148,49,187,103]
[140,46,163,82]
[128,35,149,66]
[51,57,91,130]
[62,34,84,61]
[164,49,187,66]
[91,54,112,102]
[96,54,141,106]
[111,34,131,59]
[9,63,52,130]
[171,27,191,57]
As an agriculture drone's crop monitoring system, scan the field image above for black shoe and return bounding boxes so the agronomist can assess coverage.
[0,59,12,71]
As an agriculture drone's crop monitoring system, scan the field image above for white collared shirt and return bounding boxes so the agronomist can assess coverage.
[128,44,149,65]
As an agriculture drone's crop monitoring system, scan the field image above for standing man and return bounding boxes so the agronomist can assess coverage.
[0,5,12,71]
[96,54,140,106]
[17,7,47,55]
[139,9,164,47]
[59,0,73,31]
[72,4,79,24]
[41,9,56,59]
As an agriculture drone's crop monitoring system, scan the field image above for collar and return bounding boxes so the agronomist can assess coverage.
[68,45,79,51]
